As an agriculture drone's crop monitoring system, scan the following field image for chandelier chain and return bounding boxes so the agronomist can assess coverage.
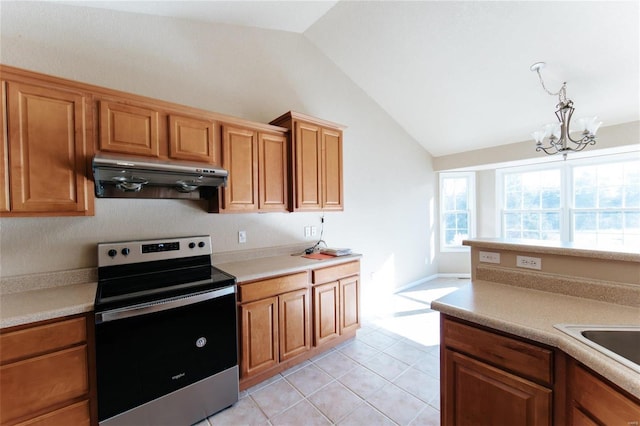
[534,68,567,103]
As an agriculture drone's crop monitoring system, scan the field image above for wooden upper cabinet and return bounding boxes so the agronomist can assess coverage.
[4,81,92,215]
[169,114,219,165]
[258,132,288,212]
[220,125,258,211]
[99,100,160,157]
[215,125,287,213]
[1,81,8,213]
[321,127,343,210]
[295,121,322,211]
[270,111,345,212]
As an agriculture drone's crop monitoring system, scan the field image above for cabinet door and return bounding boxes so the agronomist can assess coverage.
[293,121,322,211]
[6,82,91,214]
[240,297,279,377]
[443,349,551,426]
[99,100,159,157]
[321,127,343,210]
[279,289,310,361]
[169,114,219,165]
[221,125,258,211]
[568,361,640,425]
[1,81,8,212]
[258,132,288,212]
[0,345,89,425]
[313,281,340,346]
[339,275,359,335]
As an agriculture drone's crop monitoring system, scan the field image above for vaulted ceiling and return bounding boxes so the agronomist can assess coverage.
[56,1,639,157]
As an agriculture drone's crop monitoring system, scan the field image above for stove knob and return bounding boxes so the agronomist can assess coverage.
[189,242,196,249]
[198,241,206,248]
[108,249,117,258]
[121,248,130,256]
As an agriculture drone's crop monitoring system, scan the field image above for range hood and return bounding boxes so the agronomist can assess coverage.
[92,153,228,199]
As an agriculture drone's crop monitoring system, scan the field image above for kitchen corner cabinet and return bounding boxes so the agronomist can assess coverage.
[0,314,95,426]
[212,124,287,213]
[0,78,93,217]
[312,261,360,346]
[441,315,553,426]
[270,111,344,212]
[238,272,310,377]
[567,359,640,425]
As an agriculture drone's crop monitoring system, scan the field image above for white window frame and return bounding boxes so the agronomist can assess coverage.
[439,171,476,252]
[496,152,640,245]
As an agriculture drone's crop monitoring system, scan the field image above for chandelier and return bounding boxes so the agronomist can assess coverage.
[530,62,601,159]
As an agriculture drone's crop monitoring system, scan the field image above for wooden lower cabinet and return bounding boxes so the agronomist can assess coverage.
[441,315,553,426]
[567,359,640,425]
[239,296,279,377]
[312,281,340,346]
[279,288,311,361]
[238,260,361,389]
[239,288,311,377]
[444,350,551,426]
[441,315,640,426]
[0,314,94,426]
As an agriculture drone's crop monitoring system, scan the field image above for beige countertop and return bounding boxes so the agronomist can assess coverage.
[216,253,362,283]
[0,253,361,329]
[0,282,97,329]
[432,280,640,399]
[463,237,640,263]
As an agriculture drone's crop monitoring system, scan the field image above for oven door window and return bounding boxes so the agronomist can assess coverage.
[95,293,237,422]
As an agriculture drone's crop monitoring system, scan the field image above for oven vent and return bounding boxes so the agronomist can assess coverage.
[92,153,228,199]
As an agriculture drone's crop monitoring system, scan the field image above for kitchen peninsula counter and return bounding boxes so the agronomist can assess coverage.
[433,238,640,399]
[432,280,640,399]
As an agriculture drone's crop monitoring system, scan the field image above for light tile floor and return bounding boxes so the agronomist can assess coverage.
[197,277,469,426]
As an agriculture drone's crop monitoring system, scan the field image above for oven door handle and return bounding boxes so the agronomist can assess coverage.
[95,285,235,324]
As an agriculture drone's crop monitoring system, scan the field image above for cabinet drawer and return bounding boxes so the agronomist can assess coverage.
[239,272,308,303]
[443,317,553,386]
[0,345,89,424]
[16,400,90,426]
[312,261,359,284]
[569,362,640,424]
[0,316,87,364]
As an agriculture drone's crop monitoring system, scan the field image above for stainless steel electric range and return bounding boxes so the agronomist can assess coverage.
[94,236,238,426]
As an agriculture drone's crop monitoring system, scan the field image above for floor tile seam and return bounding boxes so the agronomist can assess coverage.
[310,357,360,379]
[353,400,401,426]
[250,381,307,420]
[407,401,437,425]
[282,373,337,398]
[247,393,284,422]
[246,374,286,395]
[305,384,366,424]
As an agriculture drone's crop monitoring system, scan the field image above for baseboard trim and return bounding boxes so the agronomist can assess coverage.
[394,273,471,293]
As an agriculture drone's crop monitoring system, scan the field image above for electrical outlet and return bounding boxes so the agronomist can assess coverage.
[304,226,311,237]
[311,226,317,237]
[516,255,541,270]
[238,230,247,244]
[479,251,500,264]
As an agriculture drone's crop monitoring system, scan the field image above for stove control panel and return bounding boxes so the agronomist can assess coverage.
[98,236,212,266]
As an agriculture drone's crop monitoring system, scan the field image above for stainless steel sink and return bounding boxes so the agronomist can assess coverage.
[554,324,640,373]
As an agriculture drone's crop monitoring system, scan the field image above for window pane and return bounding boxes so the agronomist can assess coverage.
[574,212,596,231]
[506,192,521,209]
[541,190,560,209]
[574,187,596,208]
[599,212,623,230]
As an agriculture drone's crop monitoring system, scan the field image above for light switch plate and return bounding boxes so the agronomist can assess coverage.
[516,255,541,270]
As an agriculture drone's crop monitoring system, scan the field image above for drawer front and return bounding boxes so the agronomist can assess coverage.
[312,261,359,284]
[569,362,640,424]
[443,317,553,386]
[0,316,87,364]
[0,345,89,424]
[239,272,308,303]
[15,400,90,426]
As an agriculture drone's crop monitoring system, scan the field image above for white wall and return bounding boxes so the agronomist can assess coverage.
[0,2,437,295]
